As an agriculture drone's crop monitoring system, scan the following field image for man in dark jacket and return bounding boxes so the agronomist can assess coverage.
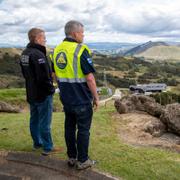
[20,28,60,155]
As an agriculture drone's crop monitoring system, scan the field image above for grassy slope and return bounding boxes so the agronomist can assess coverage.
[0,47,53,59]
[169,85,180,95]
[135,45,180,61]
[0,48,22,58]
[0,88,26,105]
[0,47,179,89]
[0,88,63,111]
[0,106,180,180]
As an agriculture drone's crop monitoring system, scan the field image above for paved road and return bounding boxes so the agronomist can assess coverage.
[99,89,122,106]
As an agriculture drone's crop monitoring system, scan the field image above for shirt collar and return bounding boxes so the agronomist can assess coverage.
[27,43,46,55]
[63,37,77,43]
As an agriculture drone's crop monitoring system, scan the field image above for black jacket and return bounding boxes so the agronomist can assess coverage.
[20,43,55,103]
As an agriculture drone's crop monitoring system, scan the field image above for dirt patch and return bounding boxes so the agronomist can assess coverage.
[105,70,125,78]
[112,112,180,152]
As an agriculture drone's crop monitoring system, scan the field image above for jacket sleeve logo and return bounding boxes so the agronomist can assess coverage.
[20,55,29,66]
[56,52,67,69]
[38,58,45,64]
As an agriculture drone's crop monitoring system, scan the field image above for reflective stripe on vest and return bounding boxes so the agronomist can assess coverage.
[73,44,82,78]
[57,77,86,83]
[53,41,91,83]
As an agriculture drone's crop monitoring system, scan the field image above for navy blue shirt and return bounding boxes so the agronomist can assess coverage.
[52,38,95,107]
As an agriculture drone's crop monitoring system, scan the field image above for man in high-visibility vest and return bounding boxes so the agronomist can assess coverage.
[52,20,99,170]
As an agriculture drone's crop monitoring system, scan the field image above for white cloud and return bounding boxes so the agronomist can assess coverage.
[0,0,180,46]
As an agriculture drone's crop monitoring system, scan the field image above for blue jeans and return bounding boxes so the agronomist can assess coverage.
[29,95,53,151]
[64,104,93,162]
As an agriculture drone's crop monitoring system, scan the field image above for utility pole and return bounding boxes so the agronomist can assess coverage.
[103,68,107,87]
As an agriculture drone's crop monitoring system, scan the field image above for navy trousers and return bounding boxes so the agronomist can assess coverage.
[64,104,93,163]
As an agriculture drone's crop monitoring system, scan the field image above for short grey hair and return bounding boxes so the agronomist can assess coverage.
[65,20,83,36]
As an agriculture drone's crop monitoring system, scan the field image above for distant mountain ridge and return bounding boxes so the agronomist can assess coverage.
[87,42,138,55]
[123,41,169,56]
[87,42,137,50]
[1,41,180,61]
[0,42,138,56]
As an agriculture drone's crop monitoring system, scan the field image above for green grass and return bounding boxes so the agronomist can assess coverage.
[0,88,26,104]
[0,88,63,111]
[0,106,180,180]
[170,85,180,95]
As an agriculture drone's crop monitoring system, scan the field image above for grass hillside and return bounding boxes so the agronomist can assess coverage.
[124,41,168,56]
[0,88,63,111]
[135,45,180,61]
[0,47,179,90]
[0,48,23,88]
[0,104,180,180]
[93,55,180,89]
[0,47,51,88]
[0,47,52,58]
[0,48,22,58]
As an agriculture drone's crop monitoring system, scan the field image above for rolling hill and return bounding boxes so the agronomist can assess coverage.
[134,45,180,61]
[0,48,22,58]
[0,44,179,89]
[123,41,180,61]
[124,41,168,55]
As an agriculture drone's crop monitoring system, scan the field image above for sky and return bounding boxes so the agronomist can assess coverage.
[0,0,180,46]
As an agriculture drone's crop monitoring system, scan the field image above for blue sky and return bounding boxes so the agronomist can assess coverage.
[0,0,180,46]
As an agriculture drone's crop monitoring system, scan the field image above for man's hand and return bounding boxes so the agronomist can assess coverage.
[93,98,99,111]
[85,73,99,111]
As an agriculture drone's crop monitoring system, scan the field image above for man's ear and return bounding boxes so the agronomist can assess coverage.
[72,32,77,39]
[34,36,39,44]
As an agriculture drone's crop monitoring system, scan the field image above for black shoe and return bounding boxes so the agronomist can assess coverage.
[67,158,76,167]
[32,145,42,151]
[41,147,64,156]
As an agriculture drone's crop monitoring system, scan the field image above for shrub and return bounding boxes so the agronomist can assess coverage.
[150,92,180,105]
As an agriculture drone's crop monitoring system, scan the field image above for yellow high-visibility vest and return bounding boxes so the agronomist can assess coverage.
[52,41,91,83]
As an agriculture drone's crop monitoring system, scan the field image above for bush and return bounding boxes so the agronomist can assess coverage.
[157,78,178,86]
[150,92,180,105]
